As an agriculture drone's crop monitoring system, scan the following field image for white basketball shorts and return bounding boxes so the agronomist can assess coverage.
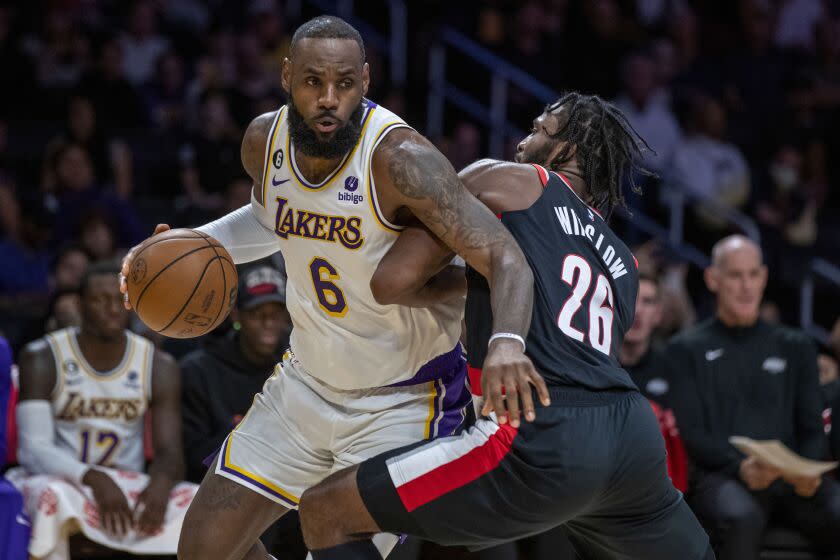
[214,346,469,508]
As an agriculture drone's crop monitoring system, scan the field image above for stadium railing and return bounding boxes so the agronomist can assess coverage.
[427,26,559,157]
[659,179,761,246]
[427,28,726,264]
[427,26,840,345]
[800,258,840,345]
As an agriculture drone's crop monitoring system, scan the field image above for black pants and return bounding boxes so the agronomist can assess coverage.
[689,471,840,559]
[359,388,713,559]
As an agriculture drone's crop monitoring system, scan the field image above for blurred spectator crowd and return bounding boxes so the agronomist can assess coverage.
[443,0,840,330]
[1,0,840,559]
[2,0,840,342]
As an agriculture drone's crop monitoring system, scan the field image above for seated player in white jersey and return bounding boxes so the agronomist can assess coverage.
[120,15,545,560]
[16,261,183,538]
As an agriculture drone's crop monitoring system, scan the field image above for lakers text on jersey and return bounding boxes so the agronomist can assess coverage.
[250,99,463,390]
[213,99,470,507]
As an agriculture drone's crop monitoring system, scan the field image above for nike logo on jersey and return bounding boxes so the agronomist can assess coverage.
[705,348,725,361]
[762,357,787,374]
[16,514,30,526]
[273,196,364,249]
[645,377,670,396]
[272,176,290,186]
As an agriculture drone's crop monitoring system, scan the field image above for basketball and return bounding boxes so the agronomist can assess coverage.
[125,229,238,339]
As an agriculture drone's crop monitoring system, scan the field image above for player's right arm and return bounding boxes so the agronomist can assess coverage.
[17,340,134,536]
[369,220,466,307]
[120,112,281,308]
[371,160,542,307]
[373,136,549,426]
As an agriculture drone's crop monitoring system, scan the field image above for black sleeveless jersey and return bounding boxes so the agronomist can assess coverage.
[465,165,639,391]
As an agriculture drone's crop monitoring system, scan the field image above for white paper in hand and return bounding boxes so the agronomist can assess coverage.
[729,436,838,478]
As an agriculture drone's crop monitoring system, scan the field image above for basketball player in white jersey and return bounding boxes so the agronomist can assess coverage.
[17,262,183,538]
[120,16,547,560]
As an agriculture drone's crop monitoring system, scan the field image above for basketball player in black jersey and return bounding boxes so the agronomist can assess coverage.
[294,93,714,560]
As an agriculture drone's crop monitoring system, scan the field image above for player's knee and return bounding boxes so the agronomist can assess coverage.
[299,484,343,549]
[177,529,208,560]
[178,505,218,560]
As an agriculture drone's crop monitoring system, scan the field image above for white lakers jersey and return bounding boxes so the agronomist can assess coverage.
[250,99,463,390]
[46,328,153,472]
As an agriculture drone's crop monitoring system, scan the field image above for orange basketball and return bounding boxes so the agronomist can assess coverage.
[126,229,238,339]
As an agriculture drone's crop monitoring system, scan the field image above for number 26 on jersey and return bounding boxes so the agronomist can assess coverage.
[557,255,614,355]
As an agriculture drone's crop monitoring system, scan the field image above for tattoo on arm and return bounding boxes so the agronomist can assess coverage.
[377,130,534,337]
[383,139,490,249]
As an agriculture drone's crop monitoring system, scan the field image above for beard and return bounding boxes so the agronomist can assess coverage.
[527,144,553,165]
[287,95,365,159]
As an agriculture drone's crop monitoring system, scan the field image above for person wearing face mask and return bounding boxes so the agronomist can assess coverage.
[756,145,818,248]
[666,235,840,560]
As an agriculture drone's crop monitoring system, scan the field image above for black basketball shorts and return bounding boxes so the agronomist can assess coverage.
[357,387,711,559]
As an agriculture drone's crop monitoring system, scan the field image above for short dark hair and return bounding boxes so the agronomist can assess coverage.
[80,260,121,296]
[48,140,89,173]
[638,269,660,292]
[544,93,654,218]
[52,241,91,270]
[290,15,365,61]
[47,286,80,314]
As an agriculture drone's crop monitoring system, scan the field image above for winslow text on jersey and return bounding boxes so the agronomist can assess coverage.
[553,205,628,280]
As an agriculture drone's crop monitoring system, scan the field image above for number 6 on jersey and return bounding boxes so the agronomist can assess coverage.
[309,257,348,317]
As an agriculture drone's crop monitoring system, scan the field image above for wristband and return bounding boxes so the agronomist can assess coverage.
[488,333,526,352]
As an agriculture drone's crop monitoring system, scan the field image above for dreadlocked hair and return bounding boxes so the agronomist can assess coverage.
[544,92,654,218]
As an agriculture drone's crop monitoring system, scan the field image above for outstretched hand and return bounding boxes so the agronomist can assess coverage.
[480,339,550,428]
[119,224,171,309]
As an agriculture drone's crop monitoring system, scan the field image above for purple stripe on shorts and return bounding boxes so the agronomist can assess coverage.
[217,439,298,508]
[427,378,444,439]
[202,448,220,468]
[417,349,470,439]
[388,344,464,387]
[437,358,471,437]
